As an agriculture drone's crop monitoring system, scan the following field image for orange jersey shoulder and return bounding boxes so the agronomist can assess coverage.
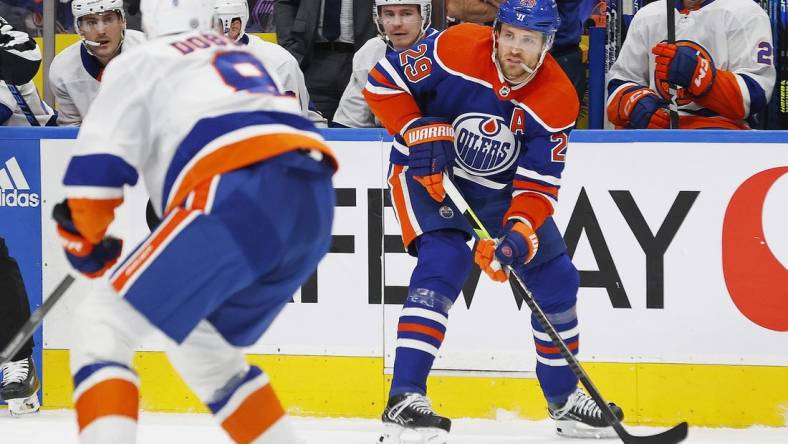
[512,55,580,131]
[434,23,498,82]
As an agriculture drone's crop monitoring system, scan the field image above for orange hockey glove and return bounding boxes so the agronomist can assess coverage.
[653,42,716,98]
[474,221,538,282]
[608,86,670,129]
[404,117,455,202]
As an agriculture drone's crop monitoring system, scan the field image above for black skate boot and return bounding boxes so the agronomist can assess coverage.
[1,357,41,417]
[548,388,623,438]
[379,393,451,444]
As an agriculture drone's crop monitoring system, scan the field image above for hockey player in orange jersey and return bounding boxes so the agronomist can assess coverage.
[364,0,624,442]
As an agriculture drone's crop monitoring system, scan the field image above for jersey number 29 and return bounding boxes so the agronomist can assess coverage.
[399,44,433,83]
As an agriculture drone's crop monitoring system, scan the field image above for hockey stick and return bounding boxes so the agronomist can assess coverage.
[441,176,688,444]
[666,0,680,128]
[0,274,75,368]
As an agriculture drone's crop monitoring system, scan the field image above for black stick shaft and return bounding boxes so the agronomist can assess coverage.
[667,0,680,128]
[0,274,75,367]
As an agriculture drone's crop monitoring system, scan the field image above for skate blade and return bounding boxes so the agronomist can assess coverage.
[379,423,449,444]
[555,419,618,439]
[7,394,41,417]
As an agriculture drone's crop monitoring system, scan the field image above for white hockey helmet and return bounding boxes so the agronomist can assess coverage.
[140,0,217,39]
[72,0,126,52]
[373,0,431,37]
[214,0,249,40]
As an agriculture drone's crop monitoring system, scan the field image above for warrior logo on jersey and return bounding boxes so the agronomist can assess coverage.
[655,40,714,106]
[453,113,519,176]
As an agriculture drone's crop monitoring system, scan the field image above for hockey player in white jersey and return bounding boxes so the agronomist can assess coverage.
[48,0,146,126]
[332,0,438,128]
[606,0,775,129]
[214,0,326,126]
[52,0,337,442]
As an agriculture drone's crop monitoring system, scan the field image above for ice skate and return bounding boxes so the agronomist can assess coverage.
[379,393,451,444]
[1,357,41,417]
[549,388,623,439]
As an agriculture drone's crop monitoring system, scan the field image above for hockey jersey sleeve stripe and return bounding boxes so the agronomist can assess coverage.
[64,153,139,189]
[363,84,423,135]
[512,179,559,200]
[368,66,401,91]
[377,58,412,96]
[738,73,767,116]
[452,167,507,190]
[68,197,124,244]
[515,166,560,186]
[364,83,404,95]
[163,111,333,212]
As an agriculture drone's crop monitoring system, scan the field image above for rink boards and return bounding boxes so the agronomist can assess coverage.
[0,128,786,427]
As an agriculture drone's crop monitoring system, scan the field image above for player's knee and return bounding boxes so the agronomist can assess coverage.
[410,230,473,298]
[165,321,249,403]
[518,254,579,315]
[70,291,147,371]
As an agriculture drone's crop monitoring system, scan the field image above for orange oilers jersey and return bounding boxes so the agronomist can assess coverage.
[363,23,579,232]
[607,0,776,129]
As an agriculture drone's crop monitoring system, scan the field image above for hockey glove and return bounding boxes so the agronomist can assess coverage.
[653,42,716,98]
[608,86,670,129]
[404,117,455,203]
[474,221,538,282]
[53,200,123,278]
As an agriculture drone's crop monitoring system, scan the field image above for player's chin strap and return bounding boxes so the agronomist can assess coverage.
[491,29,554,88]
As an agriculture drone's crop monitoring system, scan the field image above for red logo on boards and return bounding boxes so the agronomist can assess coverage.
[722,167,788,332]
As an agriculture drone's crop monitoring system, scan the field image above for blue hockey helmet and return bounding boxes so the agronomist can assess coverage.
[491,0,560,86]
[494,0,561,37]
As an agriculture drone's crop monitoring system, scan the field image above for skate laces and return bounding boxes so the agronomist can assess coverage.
[390,393,435,418]
[555,390,603,420]
[1,359,29,386]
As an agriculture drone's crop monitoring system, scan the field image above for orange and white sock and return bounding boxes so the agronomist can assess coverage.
[72,362,140,444]
[207,365,294,444]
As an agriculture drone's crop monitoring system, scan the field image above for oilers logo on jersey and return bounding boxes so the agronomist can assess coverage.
[454,113,519,176]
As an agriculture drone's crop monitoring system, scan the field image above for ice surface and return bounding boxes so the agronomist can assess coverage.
[1,410,786,443]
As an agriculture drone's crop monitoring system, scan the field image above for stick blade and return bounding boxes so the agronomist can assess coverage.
[621,421,688,444]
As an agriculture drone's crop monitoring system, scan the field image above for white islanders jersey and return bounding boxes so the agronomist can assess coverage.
[334,29,438,128]
[49,29,146,126]
[607,0,775,128]
[241,33,326,126]
[0,80,55,126]
[64,30,334,226]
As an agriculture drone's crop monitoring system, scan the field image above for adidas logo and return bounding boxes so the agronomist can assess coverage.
[0,157,40,208]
